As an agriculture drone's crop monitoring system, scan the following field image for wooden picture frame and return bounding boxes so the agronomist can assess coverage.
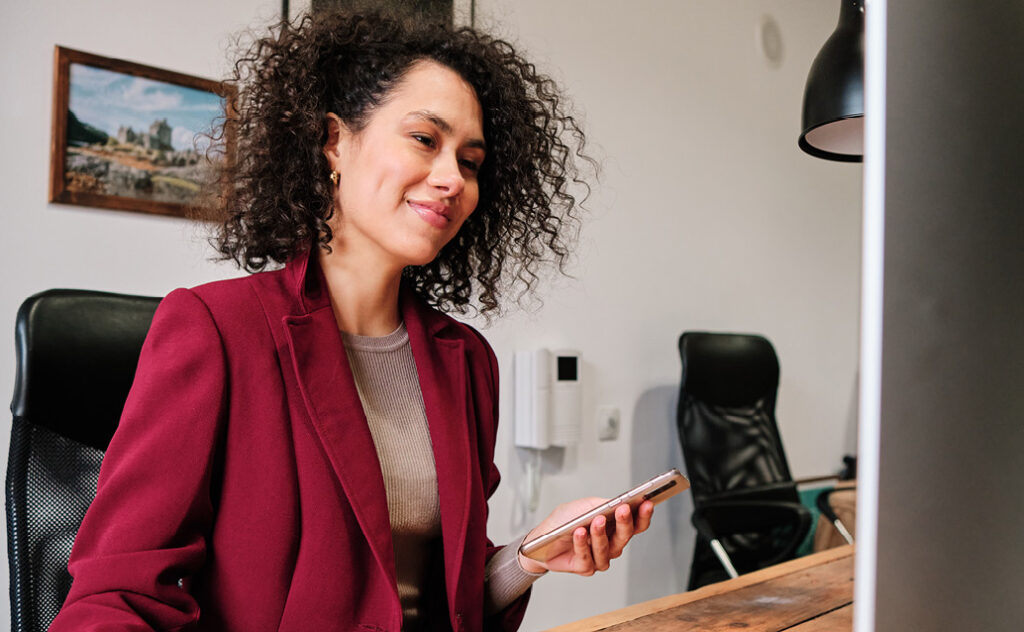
[49,46,235,218]
[309,0,454,24]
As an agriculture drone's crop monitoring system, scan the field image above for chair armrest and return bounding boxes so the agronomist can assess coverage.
[690,499,812,580]
[692,500,812,560]
[699,481,800,504]
[692,499,811,536]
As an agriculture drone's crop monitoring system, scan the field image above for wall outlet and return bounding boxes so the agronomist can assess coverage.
[596,406,620,441]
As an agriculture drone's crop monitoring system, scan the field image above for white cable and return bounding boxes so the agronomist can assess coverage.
[527,449,542,513]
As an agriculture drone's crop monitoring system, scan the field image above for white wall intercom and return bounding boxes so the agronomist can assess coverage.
[513,348,582,512]
[513,348,582,449]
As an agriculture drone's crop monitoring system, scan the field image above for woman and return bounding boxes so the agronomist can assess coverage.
[52,10,653,632]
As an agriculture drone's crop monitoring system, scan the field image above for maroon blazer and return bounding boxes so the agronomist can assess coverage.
[51,251,530,631]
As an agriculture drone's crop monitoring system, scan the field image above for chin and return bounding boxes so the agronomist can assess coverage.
[398,245,445,268]
[398,232,456,266]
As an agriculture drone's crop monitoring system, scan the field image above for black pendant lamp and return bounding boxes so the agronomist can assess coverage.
[799,0,865,162]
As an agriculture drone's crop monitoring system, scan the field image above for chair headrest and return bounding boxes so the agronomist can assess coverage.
[678,332,779,408]
[11,289,161,451]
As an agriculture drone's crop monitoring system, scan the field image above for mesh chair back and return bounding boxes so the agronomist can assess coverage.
[7,289,160,632]
[676,332,794,504]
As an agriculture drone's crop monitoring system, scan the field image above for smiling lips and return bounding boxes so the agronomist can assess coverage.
[407,200,452,228]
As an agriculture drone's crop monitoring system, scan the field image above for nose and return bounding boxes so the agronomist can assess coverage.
[427,153,465,197]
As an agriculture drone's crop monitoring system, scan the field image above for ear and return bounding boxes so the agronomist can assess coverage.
[322,112,349,161]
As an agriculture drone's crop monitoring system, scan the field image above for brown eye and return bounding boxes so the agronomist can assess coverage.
[412,133,435,147]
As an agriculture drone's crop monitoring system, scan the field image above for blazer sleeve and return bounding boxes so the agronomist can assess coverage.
[50,288,228,632]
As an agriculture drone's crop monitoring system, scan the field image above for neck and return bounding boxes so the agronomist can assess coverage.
[318,247,403,336]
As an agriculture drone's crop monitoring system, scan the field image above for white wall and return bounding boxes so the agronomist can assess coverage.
[0,1,861,630]
[470,1,862,629]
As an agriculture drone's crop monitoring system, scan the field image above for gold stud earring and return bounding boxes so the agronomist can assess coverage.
[329,170,340,187]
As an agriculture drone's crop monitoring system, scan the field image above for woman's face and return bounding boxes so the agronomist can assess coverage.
[323,60,486,270]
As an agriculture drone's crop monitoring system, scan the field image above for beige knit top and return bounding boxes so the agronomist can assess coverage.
[341,324,541,630]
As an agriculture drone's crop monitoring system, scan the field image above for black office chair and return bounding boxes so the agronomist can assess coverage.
[6,289,161,632]
[676,331,811,589]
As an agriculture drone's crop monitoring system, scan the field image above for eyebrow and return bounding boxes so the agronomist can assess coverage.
[409,110,486,151]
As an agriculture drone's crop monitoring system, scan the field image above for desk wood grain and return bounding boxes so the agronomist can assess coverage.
[547,545,854,632]
[788,605,853,631]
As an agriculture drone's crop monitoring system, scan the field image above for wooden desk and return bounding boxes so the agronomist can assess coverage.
[547,545,854,632]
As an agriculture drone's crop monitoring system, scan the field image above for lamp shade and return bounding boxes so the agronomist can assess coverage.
[799,0,864,162]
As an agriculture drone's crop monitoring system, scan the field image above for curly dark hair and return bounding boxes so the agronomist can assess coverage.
[206,9,592,315]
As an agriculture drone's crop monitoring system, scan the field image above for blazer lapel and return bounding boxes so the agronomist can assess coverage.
[280,253,397,594]
[402,289,473,612]
[278,252,474,613]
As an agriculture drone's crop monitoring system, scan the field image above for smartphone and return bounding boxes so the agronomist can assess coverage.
[518,468,689,562]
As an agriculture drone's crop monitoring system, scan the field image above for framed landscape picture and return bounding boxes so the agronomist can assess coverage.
[49,46,234,218]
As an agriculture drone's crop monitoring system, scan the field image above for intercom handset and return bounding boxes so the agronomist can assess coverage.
[513,348,581,449]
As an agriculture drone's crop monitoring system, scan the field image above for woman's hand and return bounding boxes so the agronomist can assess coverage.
[517,497,655,576]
